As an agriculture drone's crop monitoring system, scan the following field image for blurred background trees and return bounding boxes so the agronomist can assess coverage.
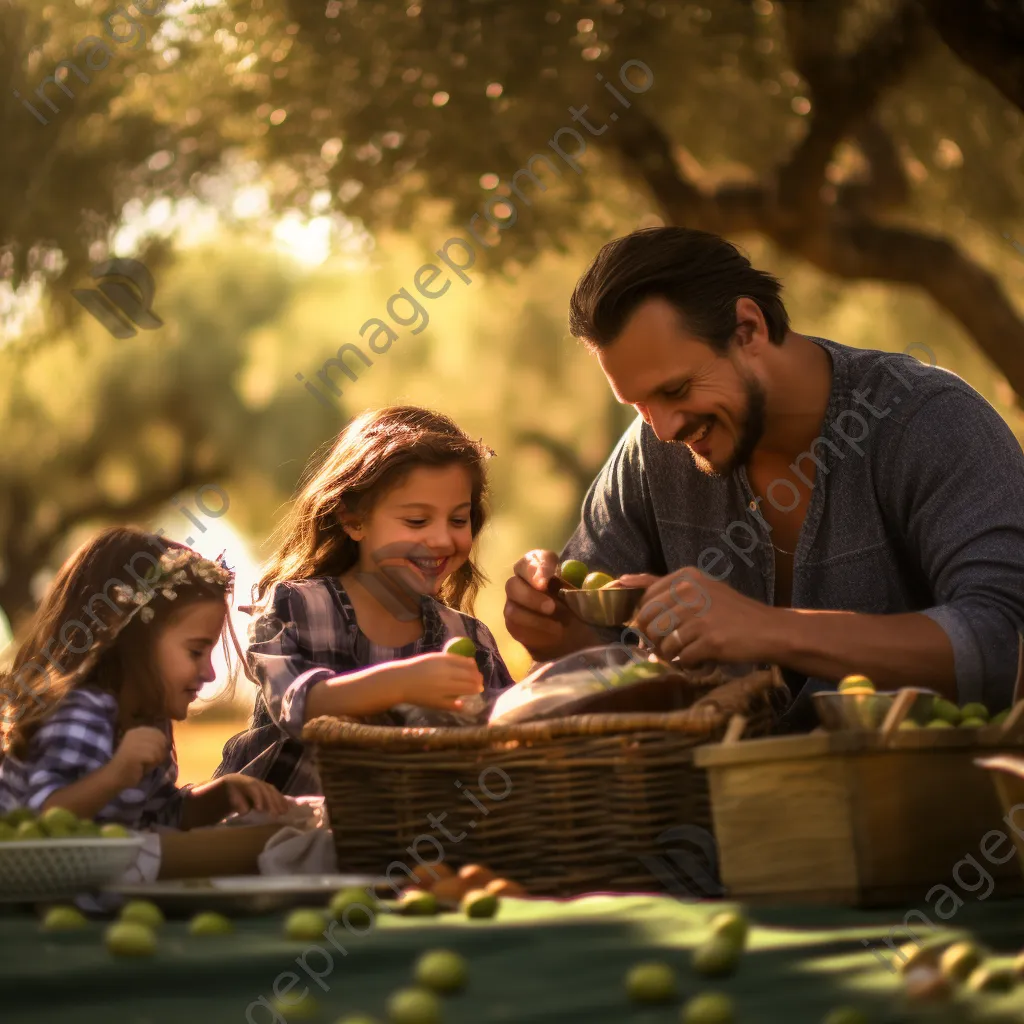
[2,0,1024,707]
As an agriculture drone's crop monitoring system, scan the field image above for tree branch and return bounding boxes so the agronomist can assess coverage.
[775,0,927,216]
[605,107,1024,398]
[924,0,1024,113]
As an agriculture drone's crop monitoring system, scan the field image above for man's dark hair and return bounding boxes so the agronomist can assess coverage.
[568,227,790,350]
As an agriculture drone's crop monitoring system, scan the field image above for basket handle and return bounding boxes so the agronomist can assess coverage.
[722,713,748,744]
[880,688,918,746]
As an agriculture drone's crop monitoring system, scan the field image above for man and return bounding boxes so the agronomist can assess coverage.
[503,227,1024,728]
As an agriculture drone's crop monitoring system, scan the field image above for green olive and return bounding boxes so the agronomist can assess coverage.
[189,912,234,936]
[898,720,919,731]
[821,1008,869,1024]
[328,887,379,926]
[959,717,987,729]
[399,889,439,916]
[925,719,954,729]
[99,823,131,839]
[460,889,498,919]
[939,941,982,982]
[105,921,156,956]
[992,709,1011,727]
[334,1016,381,1024]
[271,992,320,1020]
[2,807,36,827]
[625,961,678,1003]
[709,911,748,949]
[414,949,468,993]
[959,702,989,722]
[41,905,88,932]
[14,820,44,840]
[386,988,441,1024]
[442,636,476,658]
[284,909,328,941]
[40,807,79,836]
[838,675,875,693]
[559,560,589,589]
[0,822,15,841]
[583,571,615,590]
[931,698,961,725]
[692,937,741,977]
[966,964,1017,993]
[119,900,164,929]
[682,992,735,1023]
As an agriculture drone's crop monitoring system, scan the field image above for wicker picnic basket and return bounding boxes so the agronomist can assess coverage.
[307,665,788,897]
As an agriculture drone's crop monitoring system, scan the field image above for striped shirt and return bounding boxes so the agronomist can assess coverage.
[214,577,515,796]
[0,688,187,827]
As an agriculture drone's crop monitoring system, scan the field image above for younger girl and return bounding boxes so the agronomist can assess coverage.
[215,406,515,796]
[0,527,287,828]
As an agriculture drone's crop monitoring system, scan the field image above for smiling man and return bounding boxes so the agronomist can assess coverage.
[503,227,1024,728]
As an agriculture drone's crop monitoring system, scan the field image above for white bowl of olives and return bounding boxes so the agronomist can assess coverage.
[0,807,144,902]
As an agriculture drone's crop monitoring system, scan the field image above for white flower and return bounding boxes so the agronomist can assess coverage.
[140,606,155,623]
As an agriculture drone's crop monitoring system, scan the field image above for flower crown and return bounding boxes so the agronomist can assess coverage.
[110,548,234,625]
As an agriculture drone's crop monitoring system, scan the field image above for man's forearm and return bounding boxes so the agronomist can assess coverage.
[768,608,957,698]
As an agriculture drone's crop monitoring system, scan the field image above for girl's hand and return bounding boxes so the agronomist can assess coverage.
[215,774,291,818]
[396,652,485,710]
[110,726,169,787]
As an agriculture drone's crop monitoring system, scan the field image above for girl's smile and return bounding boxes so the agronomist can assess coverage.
[343,463,475,598]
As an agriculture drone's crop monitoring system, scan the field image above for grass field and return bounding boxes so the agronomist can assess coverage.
[174,713,249,785]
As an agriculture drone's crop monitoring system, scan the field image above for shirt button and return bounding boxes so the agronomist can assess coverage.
[749,501,757,510]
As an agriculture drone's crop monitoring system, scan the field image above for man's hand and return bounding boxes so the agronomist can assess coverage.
[503,550,599,661]
[624,568,781,666]
[109,726,169,787]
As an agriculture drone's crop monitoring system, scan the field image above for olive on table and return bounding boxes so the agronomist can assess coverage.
[189,912,234,936]
[41,905,88,932]
[271,992,320,1020]
[119,900,164,930]
[105,921,156,957]
[329,887,379,925]
[709,910,748,949]
[692,936,741,977]
[460,889,499,919]
[386,987,442,1024]
[399,889,439,916]
[625,961,678,1004]
[414,949,468,993]
[285,909,329,941]
[682,992,735,1023]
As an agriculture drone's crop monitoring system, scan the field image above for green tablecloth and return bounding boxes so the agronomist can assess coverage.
[5,895,1024,1023]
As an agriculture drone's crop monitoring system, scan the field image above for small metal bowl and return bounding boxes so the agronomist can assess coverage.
[813,688,938,733]
[558,586,646,627]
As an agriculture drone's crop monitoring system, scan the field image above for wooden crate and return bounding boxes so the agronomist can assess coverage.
[692,728,1024,907]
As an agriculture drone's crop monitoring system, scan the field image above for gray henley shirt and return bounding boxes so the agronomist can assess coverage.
[560,337,1024,728]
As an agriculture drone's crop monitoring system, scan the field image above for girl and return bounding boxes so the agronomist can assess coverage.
[215,406,515,796]
[0,527,288,828]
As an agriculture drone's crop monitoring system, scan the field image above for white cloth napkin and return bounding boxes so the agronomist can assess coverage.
[223,795,339,876]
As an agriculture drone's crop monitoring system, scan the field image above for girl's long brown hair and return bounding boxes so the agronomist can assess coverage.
[1,526,232,759]
[256,406,493,612]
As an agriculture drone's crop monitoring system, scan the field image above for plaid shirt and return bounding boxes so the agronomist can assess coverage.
[215,577,515,796]
[0,688,187,828]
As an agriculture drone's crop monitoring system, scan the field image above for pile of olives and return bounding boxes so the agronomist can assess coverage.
[836,676,1010,731]
[0,806,132,841]
[895,933,1023,1005]
[557,559,624,592]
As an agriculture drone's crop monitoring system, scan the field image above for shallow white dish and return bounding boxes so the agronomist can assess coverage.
[0,837,145,902]
[104,873,386,916]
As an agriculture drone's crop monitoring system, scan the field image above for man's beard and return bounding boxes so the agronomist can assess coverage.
[678,371,766,478]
